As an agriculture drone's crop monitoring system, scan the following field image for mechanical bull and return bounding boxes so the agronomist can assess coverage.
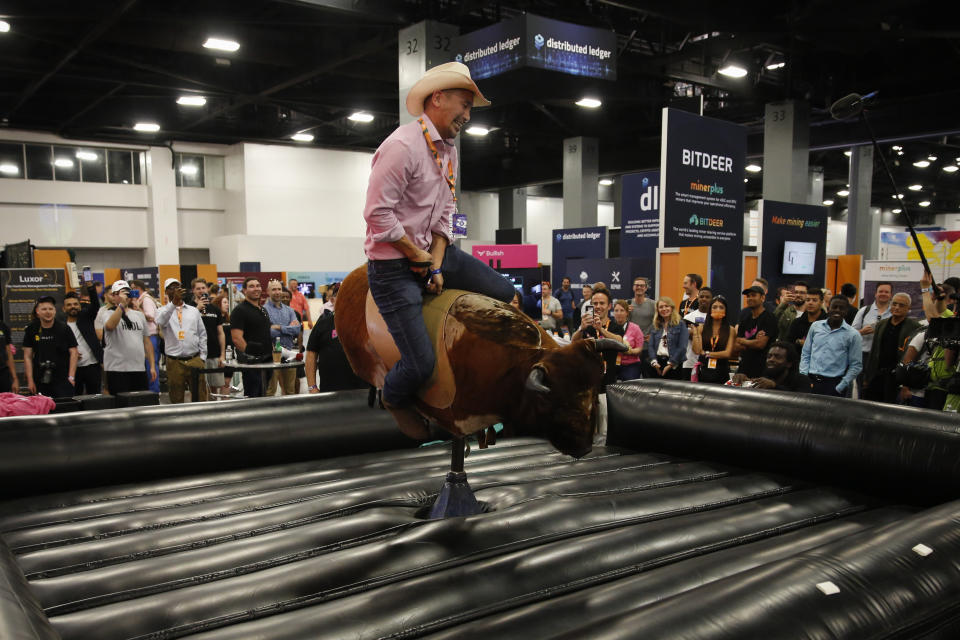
[335,266,626,458]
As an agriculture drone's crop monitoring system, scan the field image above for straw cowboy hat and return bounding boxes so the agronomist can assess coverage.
[405,61,491,117]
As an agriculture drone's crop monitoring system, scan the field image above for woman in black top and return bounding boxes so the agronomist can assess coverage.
[690,296,735,384]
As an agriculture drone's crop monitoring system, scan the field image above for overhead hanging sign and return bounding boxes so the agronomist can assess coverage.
[451,14,617,81]
[660,108,746,303]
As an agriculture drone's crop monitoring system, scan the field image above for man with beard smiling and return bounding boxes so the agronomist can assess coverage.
[63,288,103,394]
[732,341,810,392]
[800,296,863,397]
[362,62,515,439]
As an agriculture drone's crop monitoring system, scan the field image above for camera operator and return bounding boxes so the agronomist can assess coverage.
[189,278,225,397]
[95,281,157,394]
[22,295,78,397]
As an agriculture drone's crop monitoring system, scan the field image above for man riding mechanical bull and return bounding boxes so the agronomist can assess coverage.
[336,62,625,458]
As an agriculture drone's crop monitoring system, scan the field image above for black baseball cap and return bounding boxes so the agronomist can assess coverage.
[741,286,765,296]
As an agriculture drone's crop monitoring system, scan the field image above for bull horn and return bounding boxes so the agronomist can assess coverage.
[593,338,629,353]
[525,367,551,394]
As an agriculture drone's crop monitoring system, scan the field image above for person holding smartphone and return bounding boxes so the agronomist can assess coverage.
[190,278,226,397]
[95,281,157,394]
[681,287,713,380]
[572,287,625,389]
[130,280,160,393]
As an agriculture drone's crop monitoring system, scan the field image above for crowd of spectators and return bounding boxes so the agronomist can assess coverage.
[6,268,960,414]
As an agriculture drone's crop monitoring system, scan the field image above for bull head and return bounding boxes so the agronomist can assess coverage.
[521,338,627,458]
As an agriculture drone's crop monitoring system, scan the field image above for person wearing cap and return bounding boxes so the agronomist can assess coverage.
[734,285,779,378]
[362,61,515,439]
[95,280,156,394]
[156,278,208,403]
[22,295,77,397]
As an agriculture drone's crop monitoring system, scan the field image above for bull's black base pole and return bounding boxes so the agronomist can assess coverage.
[428,436,482,519]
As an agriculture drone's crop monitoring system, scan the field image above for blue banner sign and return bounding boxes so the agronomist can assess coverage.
[620,171,660,258]
[551,226,606,291]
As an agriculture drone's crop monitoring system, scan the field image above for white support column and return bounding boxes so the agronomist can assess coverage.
[563,136,599,228]
[144,146,179,265]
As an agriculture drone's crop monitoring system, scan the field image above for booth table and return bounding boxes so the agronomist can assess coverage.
[190,360,304,400]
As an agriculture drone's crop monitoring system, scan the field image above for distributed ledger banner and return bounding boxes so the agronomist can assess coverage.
[451,14,616,81]
[551,226,606,291]
[660,108,746,302]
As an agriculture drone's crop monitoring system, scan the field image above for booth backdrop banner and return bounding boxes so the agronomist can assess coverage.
[120,266,159,295]
[880,231,960,283]
[551,226,606,291]
[566,257,656,300]
[862,260,924,318]
[471,244,539,268]
[759,200,828,296]
[0,268,66,370]
[660,107,745,303]
[620,171,660,258]
[450,14,616,81]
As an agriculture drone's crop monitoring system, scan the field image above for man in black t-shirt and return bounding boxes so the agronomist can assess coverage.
[735,286,779,377]
[0,320,19,393]
[306,308,367,392]
[190,278,226,393]
[230,277,272,397]
[22,296,78,397]
[572,288,625,389]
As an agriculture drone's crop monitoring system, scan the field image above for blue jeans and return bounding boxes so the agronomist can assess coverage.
[367,244,515,407]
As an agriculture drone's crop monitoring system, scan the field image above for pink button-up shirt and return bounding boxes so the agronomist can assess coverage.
[363,114,456,260]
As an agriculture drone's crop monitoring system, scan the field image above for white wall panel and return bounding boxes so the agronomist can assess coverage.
[0,203,148,247]
[178,209,225,248]
[210,234,365,272]
[242,143,373,237]
[459,191,499,241]
[526,196,564,265]
[72,249,147,271]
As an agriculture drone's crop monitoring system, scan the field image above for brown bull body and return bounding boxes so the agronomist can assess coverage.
[335,265,610,457]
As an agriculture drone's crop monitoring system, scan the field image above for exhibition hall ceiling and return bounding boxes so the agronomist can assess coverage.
[0,0,957,215]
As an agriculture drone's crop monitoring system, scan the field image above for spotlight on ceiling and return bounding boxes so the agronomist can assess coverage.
[892,208,902,214]
[844,151,852,157]
[599,178,613,186]
[177,96,207,107]
[765,62,785,70]
[928,155,938,161]
[891,145,903,151]
[943,165,959,173]
[133,122,160,133]
[291,132,314,142]
[203,37,240,52]
[822,199,834,206]
[837,189,850,197]
[347,112,374,123]
[466,126,489,136]
[718,64,748,78]
[913,160,930,168]
[919,200,931,207]
[908,184,923,191]
[745,164,762,173]
[575,97,602,108]
[0,20,10,33]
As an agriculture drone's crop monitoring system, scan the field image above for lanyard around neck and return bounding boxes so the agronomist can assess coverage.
[418,118,457,207]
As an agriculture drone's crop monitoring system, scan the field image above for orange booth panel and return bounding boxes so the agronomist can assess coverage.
[826,258,838,294]
[659,247,710,304]
[743,255,759,290]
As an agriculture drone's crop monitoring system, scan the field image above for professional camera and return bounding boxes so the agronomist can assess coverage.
[39,360,56,385]
[925,317,960,350]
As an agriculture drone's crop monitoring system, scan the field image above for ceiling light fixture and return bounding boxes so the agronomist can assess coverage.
[0,20,10,33]
[844,151,852,157]
[837,189,849,197]
[347,112,374,123]
[891,145,902,151]
[892,208,902,214]
[203,37,240,52]
[179,165,198,175]
[765,62,785,70]
[466,126,489,136]
[893,194,904,199]
[928,155,938,161]
[919,200,931,207]
[134,122,160,132]
[913,160,930,168]
[745,164,762,173]
[822,199,834,206]
[177,96,207,106]
[291,132,314,142]
[75,151,97,161]
[0,163,19,175]
[575,97,602,108]
[908,184,923,191]
[54,158,74,168]
[943,165,958,173]
[718,64,748,78]
[599,178,613,186]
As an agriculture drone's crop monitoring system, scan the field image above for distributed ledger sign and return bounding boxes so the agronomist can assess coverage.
[451,14,616,80]
[660,108,746,301]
